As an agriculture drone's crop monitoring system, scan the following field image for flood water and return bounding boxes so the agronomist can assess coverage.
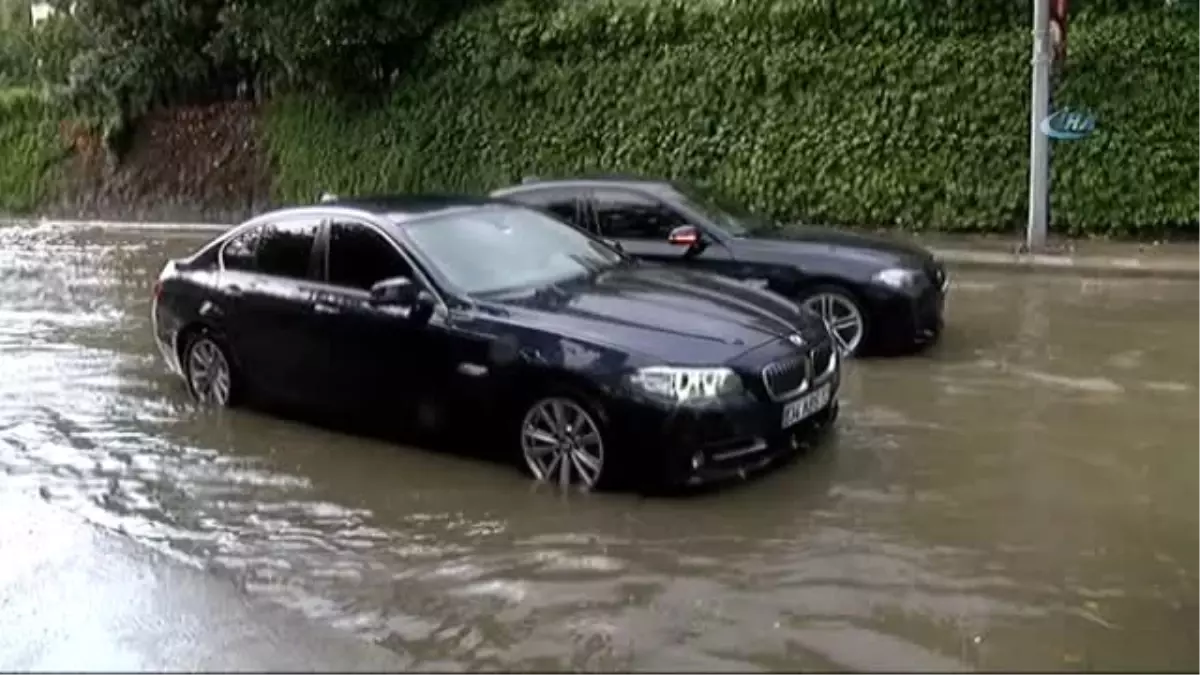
[0,224,1196,672]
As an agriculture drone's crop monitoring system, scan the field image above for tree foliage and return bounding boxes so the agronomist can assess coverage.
[0,0,30,30]
[266,0,1198,237]
[1,0,1194,234]
[0,89,66,214]
[0,0,490,148]
[212,0,440,93]
[2,0,1177,131]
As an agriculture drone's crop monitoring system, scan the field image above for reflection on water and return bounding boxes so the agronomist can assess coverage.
[0,225,1196,671]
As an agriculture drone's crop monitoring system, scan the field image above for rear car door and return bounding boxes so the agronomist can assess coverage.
[311,218,447,422]
[585,187,738,273]
[217,215,325,405]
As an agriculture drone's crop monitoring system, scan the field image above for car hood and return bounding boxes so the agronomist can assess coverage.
[480,264,819,365]
[737,225,933,268]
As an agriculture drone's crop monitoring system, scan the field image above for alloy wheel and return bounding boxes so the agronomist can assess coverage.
[520,397,606,489]
[802,292,866,356]
[187,337,233,406]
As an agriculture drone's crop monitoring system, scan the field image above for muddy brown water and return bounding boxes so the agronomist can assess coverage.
[0,224,1196,672]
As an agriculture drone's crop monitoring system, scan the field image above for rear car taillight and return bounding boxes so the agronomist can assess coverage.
[152,280,164,300]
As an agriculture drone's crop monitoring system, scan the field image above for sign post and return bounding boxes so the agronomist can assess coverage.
[1026,0,1053,253]
[1044,0,1068,243]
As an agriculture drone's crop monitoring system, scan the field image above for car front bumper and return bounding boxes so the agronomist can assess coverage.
[865,277,949,354]
[607,366,841,488]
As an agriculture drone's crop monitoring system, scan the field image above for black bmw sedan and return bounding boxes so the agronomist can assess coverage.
[151,195,841,491]
[491,176,950,357]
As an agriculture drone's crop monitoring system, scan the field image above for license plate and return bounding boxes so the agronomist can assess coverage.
[781,383,832,429]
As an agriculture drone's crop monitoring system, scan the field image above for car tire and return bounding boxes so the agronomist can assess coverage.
[795,285,870,357]
[514,387,617,491]
[182,330,240,408]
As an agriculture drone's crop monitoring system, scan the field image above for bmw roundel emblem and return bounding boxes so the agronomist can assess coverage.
[787,334,805,347]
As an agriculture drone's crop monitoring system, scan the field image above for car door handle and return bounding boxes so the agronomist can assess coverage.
[224,284,244,297]
[313,302,341,315]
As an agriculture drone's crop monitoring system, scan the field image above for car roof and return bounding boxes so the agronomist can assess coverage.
[320,193,504,219]
[494,174,681,195]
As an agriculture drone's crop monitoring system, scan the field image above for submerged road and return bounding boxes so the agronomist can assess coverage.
[0,223,1196,671]
[0,491,412,671]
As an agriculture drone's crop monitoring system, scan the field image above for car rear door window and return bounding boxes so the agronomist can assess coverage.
[325,220,414,291]
[590,188,689,240]
[256,217,321,280]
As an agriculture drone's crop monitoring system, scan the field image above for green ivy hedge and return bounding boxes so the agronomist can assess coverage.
[0,88,64,214]
[265,0,1197,237]
[0,28,35,88]
[1051,11,1199,235]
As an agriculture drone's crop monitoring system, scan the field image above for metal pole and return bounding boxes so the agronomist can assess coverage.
[1027,0,1053,253]
[1045,76,1053,235]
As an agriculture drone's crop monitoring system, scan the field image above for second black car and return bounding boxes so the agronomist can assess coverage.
[491,176,950,356]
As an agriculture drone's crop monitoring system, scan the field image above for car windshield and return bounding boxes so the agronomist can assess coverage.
[671,183,770,237]
[400,206,628,295]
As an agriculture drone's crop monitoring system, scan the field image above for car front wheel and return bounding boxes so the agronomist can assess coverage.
[183,331,238,407]
[518,393,611,490]
[797,285,869,357]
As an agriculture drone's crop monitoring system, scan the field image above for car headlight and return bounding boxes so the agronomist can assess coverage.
[628,366,744,403]
[871,267,921,290]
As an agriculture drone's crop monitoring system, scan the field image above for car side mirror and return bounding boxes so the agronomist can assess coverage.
[369,276,435,322]
[667,225,701,247]
[603,238,625,253]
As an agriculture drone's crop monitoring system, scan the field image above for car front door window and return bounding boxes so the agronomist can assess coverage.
[590,189,689,241]
[318,219,429,418]
[325,220,414,291]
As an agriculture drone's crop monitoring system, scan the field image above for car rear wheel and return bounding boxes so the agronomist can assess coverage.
[797,286,868,357]
[518,394,610,490]
[183,332,238,407]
